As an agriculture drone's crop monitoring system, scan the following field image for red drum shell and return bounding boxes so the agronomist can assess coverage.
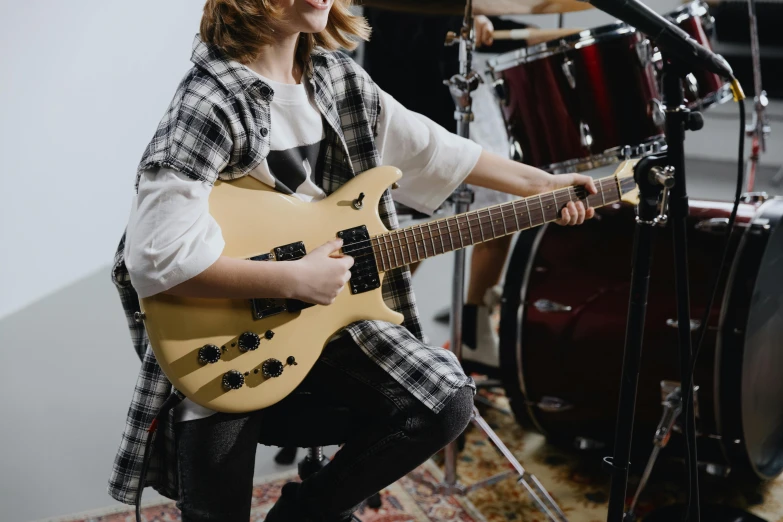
[499,197,783,481]
[488,23,665,173]
[664,1,732,108]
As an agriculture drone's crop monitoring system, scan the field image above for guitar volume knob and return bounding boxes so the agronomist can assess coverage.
[262,359,284,378]
[198,344,222,364]
[222,370,245,390]
[238,332,261,352]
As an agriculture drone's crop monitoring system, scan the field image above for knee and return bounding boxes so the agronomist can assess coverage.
[426,386,474,446]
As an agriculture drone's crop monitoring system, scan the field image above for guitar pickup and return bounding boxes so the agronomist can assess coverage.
[338,225,380,295]
[249,244,315,320]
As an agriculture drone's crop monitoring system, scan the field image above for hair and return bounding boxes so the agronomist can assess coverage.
[200,0,370,65]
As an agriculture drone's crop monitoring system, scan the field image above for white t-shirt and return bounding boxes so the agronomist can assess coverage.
[123,68,482,421]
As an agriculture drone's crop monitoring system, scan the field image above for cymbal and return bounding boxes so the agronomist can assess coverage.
[360,0,593,16]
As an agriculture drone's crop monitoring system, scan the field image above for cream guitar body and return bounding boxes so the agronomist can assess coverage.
[140,167,404,414]
[139,161,638,414]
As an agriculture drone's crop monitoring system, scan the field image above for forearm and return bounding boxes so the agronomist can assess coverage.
[464,150,555,198]
[164,256,296,299]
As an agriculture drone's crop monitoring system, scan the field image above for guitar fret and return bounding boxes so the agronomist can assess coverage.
[538,194,547,222]
[500,205,508,235]
[408,228,421,261]
[436,220,447,253]
[427,222,437,255]
[451,217,463,249]
[466,213,475,244]
[416,225,427,258]
[401,229,413,264]
[389,232,400,268]
[373,239,386,272]
[477,209,486,241]
[513,201,522,230]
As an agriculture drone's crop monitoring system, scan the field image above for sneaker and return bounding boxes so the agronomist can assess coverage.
[460,286,502,378]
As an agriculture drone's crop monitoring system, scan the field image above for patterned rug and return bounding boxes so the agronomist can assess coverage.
[47,390,783,522]
[47,459,485,522]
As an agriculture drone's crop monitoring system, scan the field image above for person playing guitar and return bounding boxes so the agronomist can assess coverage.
[108,1,595,520]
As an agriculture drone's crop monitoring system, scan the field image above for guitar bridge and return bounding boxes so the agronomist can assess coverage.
[338,225,380,295]
[249,245,315,320]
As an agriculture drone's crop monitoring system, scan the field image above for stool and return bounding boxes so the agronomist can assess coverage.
[275,446,383,509]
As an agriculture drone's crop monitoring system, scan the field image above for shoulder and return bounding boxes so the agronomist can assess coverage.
[172,66,238,124]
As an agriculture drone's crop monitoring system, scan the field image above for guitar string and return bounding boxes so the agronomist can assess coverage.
[341,176,632,258]
[342,177,634,270]
[340,176,624,255]
[342,182,628,270]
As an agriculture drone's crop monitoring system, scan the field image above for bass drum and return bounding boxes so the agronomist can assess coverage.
[499,197,783,481]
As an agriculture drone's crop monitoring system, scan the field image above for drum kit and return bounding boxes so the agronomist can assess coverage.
[363,0,779,520]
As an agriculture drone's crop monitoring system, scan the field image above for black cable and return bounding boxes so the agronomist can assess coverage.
[681,85,745,518]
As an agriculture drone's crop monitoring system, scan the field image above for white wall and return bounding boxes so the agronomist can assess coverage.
[0,0,204,319]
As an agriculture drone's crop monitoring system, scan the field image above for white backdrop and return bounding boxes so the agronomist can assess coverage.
[0,0,204,319]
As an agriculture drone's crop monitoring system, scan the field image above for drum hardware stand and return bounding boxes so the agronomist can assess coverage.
[624,386,684,521]
[606,52,709,522]
[434,2,569,521]
[744,0,771,192]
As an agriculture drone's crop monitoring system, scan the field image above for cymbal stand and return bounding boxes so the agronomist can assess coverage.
[744,0,771,192]
[435,2,568,521]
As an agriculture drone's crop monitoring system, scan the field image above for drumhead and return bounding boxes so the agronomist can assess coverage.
[486,22,634,73]
[718,197,783,480]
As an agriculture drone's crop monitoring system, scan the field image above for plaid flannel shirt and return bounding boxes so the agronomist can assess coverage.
[108,35,474,505]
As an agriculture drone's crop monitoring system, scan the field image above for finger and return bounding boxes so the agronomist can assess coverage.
[338,255,355,269]
[586,207,595,220]
[568,202,578,225]
[314,238,344,256]
[558,207,570,226]
[578,175,597,194]
[342,271,352,285]
[575,201,586,224]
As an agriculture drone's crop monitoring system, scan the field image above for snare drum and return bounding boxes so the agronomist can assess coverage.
[663,1,732,109]
[488,23,666,173]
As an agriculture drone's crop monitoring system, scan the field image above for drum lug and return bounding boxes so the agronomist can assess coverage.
[579,121,593,148]
[531,396,574,413]
[561,58,577,89]
[509,138,523,162]
[492,78,508,106]
[665,318,701,331]
[649,99,666,127]
[685,73,700,99]
[694,217,729,234]
[532,299,572,313]
[740,191,769,204]
[635,38,653,67]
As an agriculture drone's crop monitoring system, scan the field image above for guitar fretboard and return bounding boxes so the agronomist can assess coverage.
[355,174,634,273]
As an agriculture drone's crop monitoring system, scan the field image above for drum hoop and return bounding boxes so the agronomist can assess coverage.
[541,136,667,174]
[486,22,635,73]
[515,225,550,436]
[715,197,783,479]
[665,0,709,24]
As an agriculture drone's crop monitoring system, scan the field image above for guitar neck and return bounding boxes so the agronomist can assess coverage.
[370,173,635,272]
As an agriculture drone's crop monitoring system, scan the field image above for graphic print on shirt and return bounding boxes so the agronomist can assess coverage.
[266,140,326,197]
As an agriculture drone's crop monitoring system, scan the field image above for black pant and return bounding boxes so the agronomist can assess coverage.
[175,336,474,522]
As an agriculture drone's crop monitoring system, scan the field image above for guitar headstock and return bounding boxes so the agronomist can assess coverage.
[613,159,639,205]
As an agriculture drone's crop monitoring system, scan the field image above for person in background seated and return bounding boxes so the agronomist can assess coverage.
[363,10,529,377]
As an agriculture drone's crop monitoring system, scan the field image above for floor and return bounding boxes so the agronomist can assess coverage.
[1,101,781,522]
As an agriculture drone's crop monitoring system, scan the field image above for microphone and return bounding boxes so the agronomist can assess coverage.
[585,0,734,80]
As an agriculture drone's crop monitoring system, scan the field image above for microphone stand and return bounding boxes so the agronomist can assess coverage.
[605,54,705,522]
[434,2,568,520]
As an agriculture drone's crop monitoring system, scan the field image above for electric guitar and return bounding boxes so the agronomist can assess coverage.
[139,160,638,413]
